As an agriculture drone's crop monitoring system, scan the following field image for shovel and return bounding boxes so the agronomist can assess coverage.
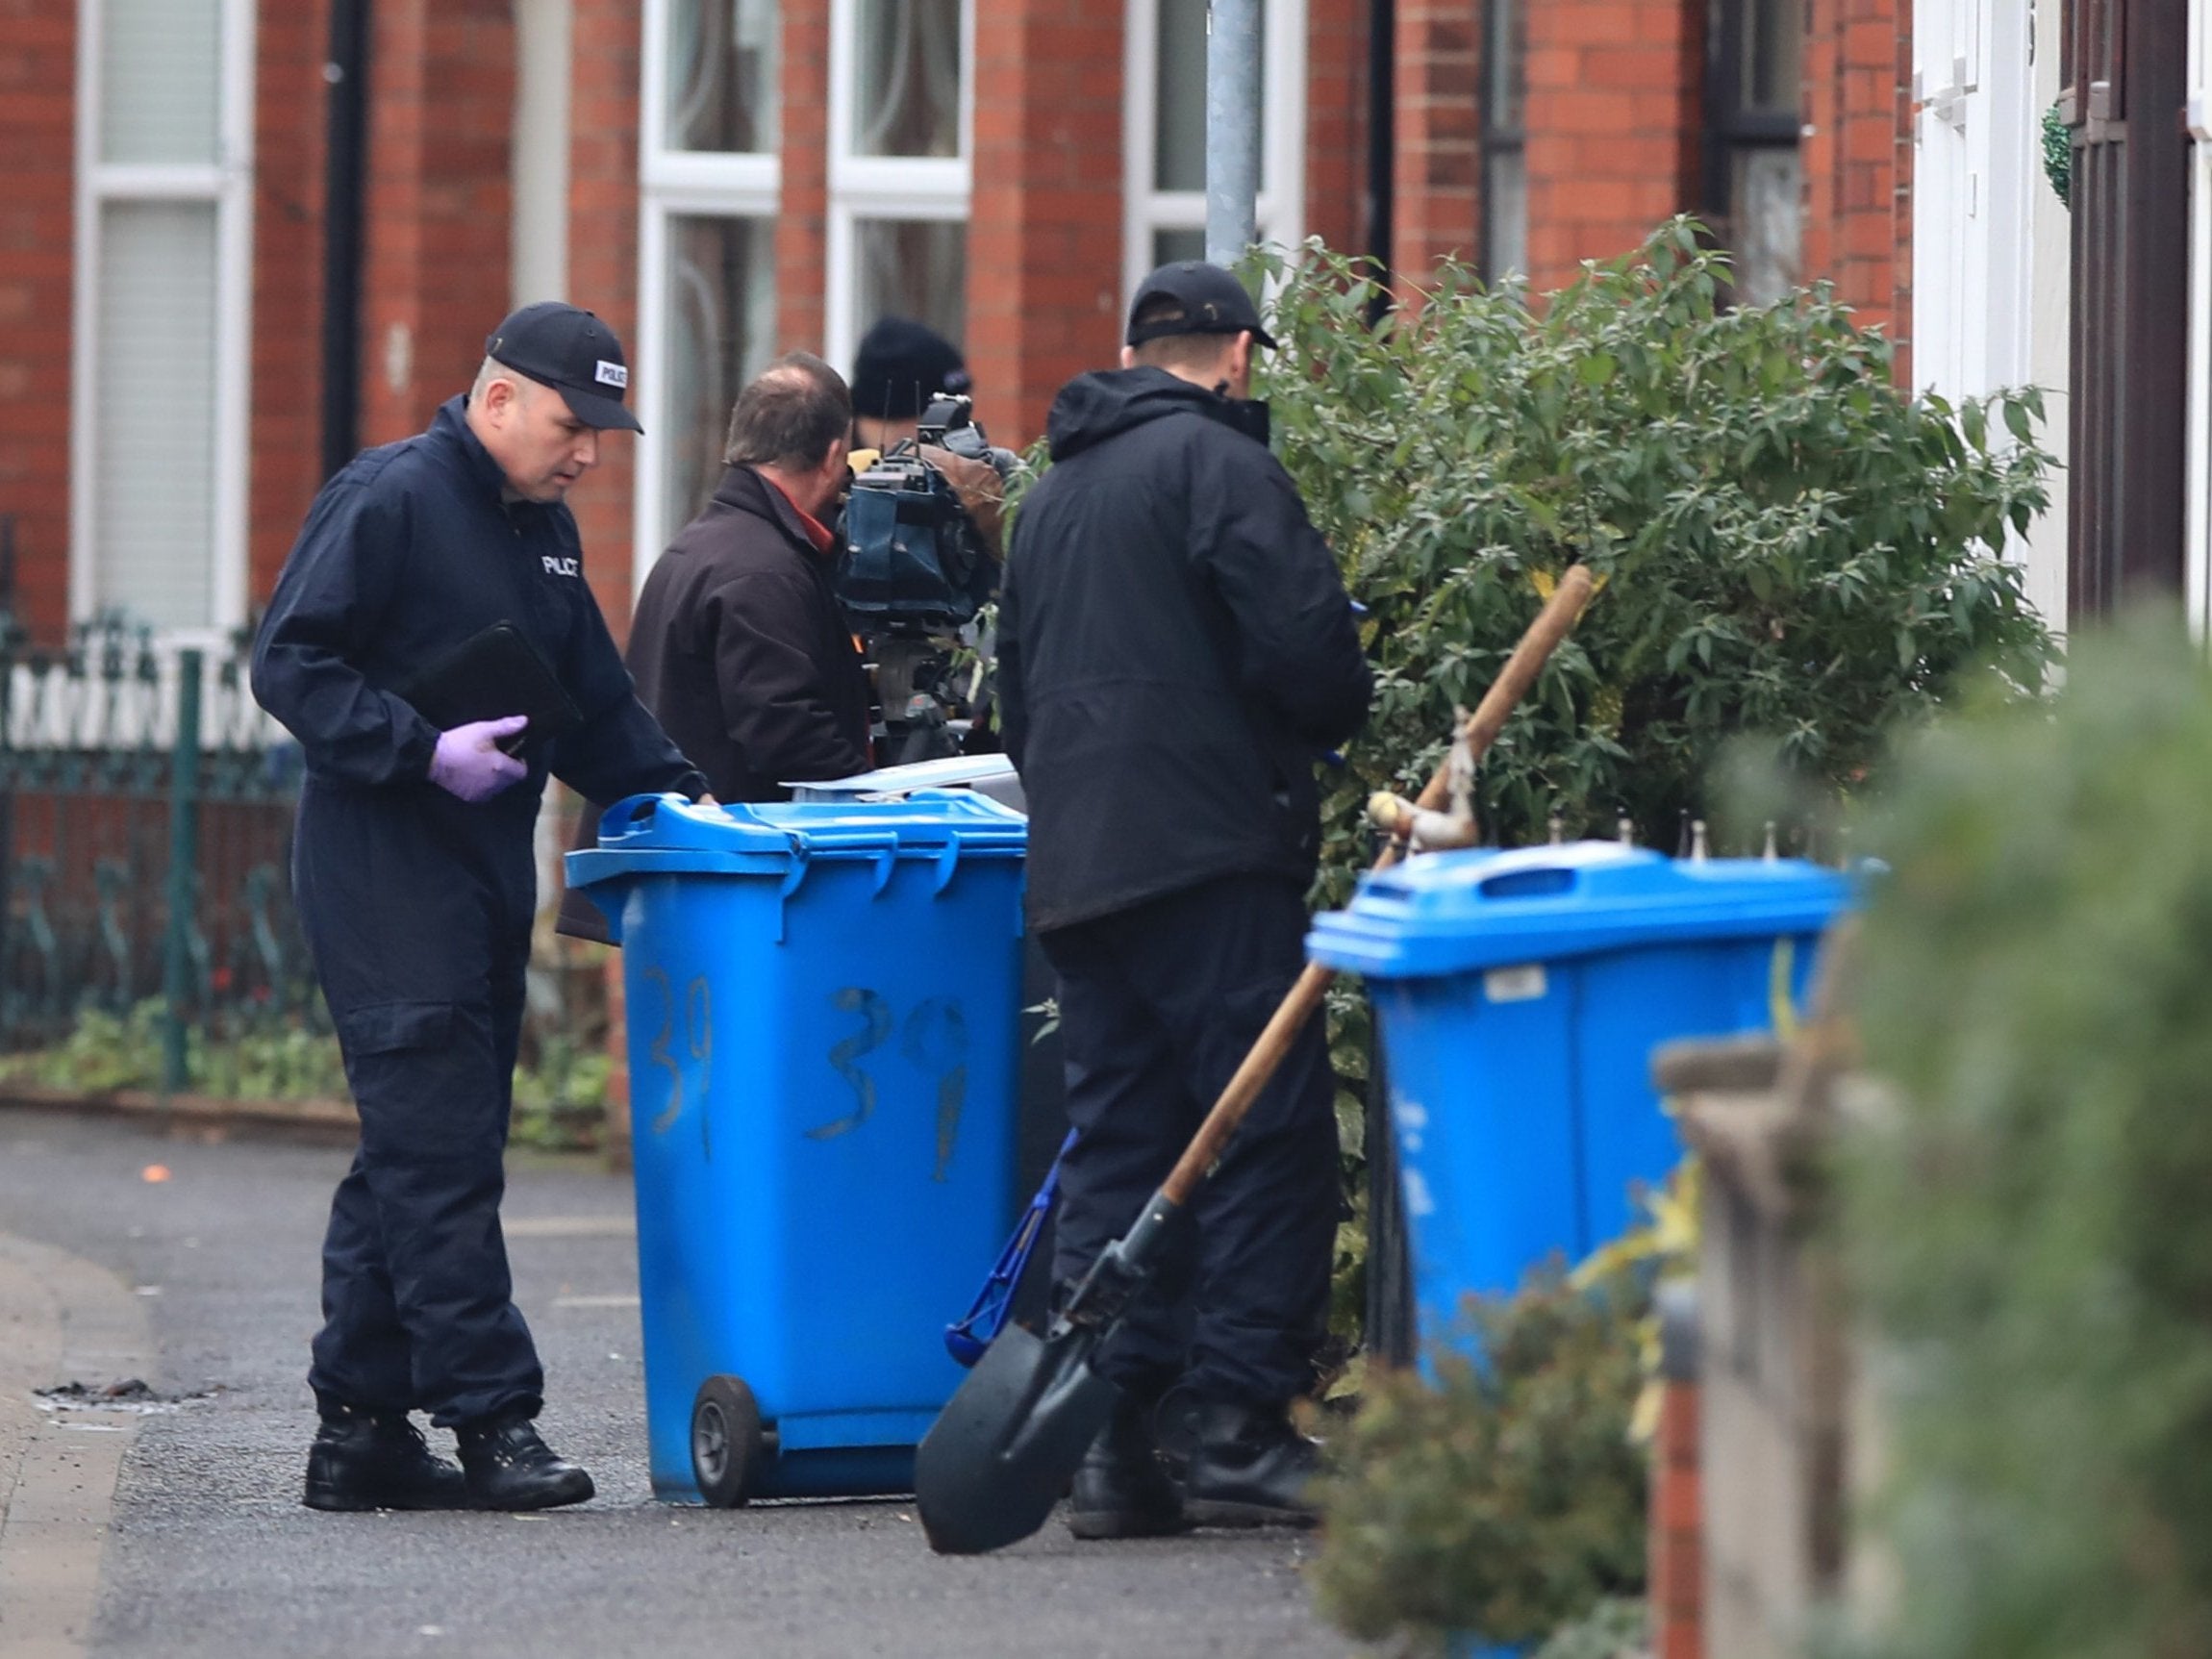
[916,566,1596,1555]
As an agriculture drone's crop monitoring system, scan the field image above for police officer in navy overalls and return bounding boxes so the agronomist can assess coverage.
[253,304,708,1512]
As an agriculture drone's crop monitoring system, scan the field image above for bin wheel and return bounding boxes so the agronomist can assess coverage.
[691,1375,763,1508]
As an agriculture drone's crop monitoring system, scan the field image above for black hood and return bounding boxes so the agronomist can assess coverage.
[1043,365,1248,462]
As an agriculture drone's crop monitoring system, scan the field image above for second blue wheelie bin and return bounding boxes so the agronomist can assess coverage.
[565,791,1027,1504]
[1307,841,1849,1345]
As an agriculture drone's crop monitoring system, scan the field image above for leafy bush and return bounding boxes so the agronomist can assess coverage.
[1248,222,2055,1354]
[1311,1271,1649,1649]
[1845,616,2212,1658]
[1255,220,2055,894]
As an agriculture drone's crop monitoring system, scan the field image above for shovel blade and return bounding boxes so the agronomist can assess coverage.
[916,1320,1120,1555]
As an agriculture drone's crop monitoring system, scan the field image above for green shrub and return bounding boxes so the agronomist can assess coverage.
[1255,220,2055,892]
[1847,616,2212,1658]
[1310,1271,1649,1649]
[1248,221,2055,1355]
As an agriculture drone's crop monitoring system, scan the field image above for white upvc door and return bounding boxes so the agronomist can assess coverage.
[69,0,256,640]
[1912,0,2069,634]
[2183,0,2212,637]
[1914,0,2025,396]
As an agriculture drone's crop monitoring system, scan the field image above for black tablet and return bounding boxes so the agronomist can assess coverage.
[395,622,584,750]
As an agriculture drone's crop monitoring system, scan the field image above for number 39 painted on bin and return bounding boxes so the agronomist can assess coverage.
[812,987,968,1181]
[641,967,713,1150]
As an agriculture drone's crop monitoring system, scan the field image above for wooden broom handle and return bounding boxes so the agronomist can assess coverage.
[1160,565,1596,1205]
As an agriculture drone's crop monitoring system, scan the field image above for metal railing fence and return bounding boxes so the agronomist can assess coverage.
[0,600,310,1090]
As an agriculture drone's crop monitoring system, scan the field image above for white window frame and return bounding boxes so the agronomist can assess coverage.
[822,0,975,377]
[1121,0,1307,305]
[635,0,783,593]
[69,0,256,642]
[2186,0,2212,639]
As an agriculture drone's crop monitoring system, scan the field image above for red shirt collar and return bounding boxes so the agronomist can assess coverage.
[764,475,835,554]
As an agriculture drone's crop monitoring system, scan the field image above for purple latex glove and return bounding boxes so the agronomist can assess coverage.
[428,716,529,803]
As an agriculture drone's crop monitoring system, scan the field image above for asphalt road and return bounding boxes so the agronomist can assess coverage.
[0,1108,1355,1659]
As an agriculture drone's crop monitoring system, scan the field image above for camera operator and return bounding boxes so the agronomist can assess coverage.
[849,316,1007,555]
[840,320,1018,763]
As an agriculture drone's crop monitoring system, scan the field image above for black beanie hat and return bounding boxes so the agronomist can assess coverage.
[851,316,971,420]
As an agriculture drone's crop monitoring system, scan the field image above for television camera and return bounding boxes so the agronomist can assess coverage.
[835,392,1018,764]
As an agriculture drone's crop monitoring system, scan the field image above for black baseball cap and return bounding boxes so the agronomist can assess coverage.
[1125,261,1277,350]
[852,316,971,420]
[485,301,643,433]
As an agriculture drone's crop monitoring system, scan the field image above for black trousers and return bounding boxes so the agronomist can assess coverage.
[296,781,545,1428]
[1041,873,1339,1410]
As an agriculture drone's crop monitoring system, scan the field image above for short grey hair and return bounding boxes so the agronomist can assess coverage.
[469,356,545,404]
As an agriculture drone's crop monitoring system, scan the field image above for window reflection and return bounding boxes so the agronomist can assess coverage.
[855,220,967,352]
[666,0,781,152]
[853,0,963,158]
[1709,0,1803,304]
[664,215,777,538]
[1730,149,1802,305]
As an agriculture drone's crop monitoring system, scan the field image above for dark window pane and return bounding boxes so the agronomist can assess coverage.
[1152,226,1208,266]
[1743,0,1801,115]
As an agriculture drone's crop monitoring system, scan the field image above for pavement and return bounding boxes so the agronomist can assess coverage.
[0,1108,1355,1659]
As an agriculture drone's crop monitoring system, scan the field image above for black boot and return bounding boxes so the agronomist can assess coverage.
[1068,1392,1190,1541]
[303,1404,470,1513]
[455,1412,596,1511]
[1183,1400,1321,1528]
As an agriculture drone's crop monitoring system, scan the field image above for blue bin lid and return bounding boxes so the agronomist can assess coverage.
[1306,841,1851,979]
[565,790,1025,887]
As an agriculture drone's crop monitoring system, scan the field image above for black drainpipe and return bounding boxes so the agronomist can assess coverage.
[320,0,371,480]
[1366,0,1395,316]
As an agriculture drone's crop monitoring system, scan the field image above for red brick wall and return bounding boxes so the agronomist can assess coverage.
[1650,1377,1705,1659]
[0,0,78,640]
[358,1,515,448]
[1800,0,1910,375]
[1304,0,1369,263]
[1391,0,1480,282]
[777,0,832,361]
[1522,0,1700,292]
[968,0,1125,446]
[249,0,333,611]
[565,0,643,630]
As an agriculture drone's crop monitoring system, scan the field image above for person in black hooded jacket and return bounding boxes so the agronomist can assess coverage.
[996,262,1371,1540]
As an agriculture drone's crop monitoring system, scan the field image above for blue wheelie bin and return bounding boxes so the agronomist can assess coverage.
[564,791,1027,1504]
[1307,841,1848,1343]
